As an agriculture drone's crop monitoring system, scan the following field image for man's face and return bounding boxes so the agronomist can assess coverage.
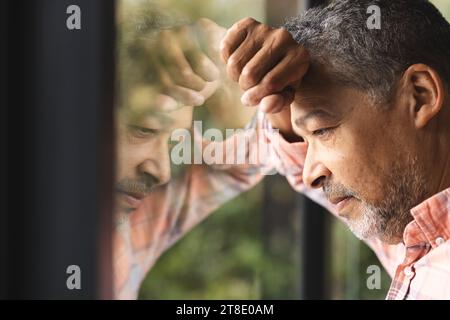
[115,104,193,214]
[291,65,431,244]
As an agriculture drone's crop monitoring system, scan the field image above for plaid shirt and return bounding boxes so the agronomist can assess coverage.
[113,111,450,300]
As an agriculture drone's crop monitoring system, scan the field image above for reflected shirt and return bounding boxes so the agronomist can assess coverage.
[113,112,274,299]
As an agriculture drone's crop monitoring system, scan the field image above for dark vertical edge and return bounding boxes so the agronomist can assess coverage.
[0,0,9,300]
[297,196,330,299]
[5,0,115,299]
[97,0,116,300]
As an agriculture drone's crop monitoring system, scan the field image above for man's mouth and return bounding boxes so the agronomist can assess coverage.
[117,190,147,209]
[330,196,354,213]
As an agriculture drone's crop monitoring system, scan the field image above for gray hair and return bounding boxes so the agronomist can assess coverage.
[116,1,188,109]
[284,0,450,105]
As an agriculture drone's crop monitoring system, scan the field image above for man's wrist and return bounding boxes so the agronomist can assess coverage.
[266,112,303,143]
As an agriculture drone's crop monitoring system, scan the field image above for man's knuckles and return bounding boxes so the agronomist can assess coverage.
[239,65,260,90]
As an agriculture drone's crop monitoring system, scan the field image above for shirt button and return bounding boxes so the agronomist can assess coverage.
[435,237,446,246]
[404,267,414,277]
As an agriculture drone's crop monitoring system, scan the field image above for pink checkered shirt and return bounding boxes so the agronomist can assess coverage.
[113,111,450,300]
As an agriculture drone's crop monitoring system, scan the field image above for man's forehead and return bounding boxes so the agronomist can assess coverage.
[292,106,336,129]
[134,106,193,130]
[292,89,337,124]
[167,106,193,128]
[293,94,332,110]
[300,62,337,88]
[291,80,344,128]
[292,62,360,115]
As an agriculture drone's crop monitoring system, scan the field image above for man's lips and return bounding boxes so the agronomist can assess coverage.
[330,196,353,213]
[117,190,146,209]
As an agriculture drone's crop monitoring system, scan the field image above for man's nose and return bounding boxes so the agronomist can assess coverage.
[137,147,171,186]
[138,159,171,186]
[302,150,331,189]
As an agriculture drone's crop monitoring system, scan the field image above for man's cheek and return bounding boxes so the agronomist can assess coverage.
[352,175,387,205]
[331,159,376,198]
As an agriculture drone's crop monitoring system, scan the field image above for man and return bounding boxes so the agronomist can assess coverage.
[220,0,450,299]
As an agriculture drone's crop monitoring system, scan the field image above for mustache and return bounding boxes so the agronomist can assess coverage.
[322,180,357,202]
[115,175,157,196]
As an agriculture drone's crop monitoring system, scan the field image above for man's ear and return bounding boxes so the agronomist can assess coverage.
[401,64,445,129]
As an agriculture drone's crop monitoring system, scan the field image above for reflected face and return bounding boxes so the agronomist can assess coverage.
[115,106,193,213]
[291,65,430,244]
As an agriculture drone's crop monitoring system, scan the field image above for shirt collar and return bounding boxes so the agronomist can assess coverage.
[403,187,450,249]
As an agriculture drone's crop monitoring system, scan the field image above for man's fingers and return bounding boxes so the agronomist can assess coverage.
[220,17,258,63]
[185,49,220,82]
[178,25,220,82]
[164,59,206,92]
[159,29,206,91]
[199,80,221,101]
[195,18,227,65]
[238,40,284,90]
[226,39,261,82]
[263,48,309,90]
[164,85,205,107]
[155,62,175,88]
[258,89,295,114]
[240,50,309,106]
[127,86,179,115]
[153,94,181,112]
[154,45,216,108]
[220,20,310,113]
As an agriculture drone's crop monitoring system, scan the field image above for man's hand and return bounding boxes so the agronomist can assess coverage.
[149,18,224,110]
[220,17,310,114]
[124,18,258,129]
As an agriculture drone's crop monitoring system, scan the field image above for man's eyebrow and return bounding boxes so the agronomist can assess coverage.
[294,109,334,129]
[151,111,173,125]
[125,108,174,125]
[146,111,175,128]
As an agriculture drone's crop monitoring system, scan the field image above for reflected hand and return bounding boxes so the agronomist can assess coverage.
[149,18,226,109]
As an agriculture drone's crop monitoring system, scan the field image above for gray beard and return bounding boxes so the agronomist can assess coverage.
[329,157,429,244]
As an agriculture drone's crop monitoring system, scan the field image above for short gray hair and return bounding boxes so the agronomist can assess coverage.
[284,0,450,105]
[116,1,188,109]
